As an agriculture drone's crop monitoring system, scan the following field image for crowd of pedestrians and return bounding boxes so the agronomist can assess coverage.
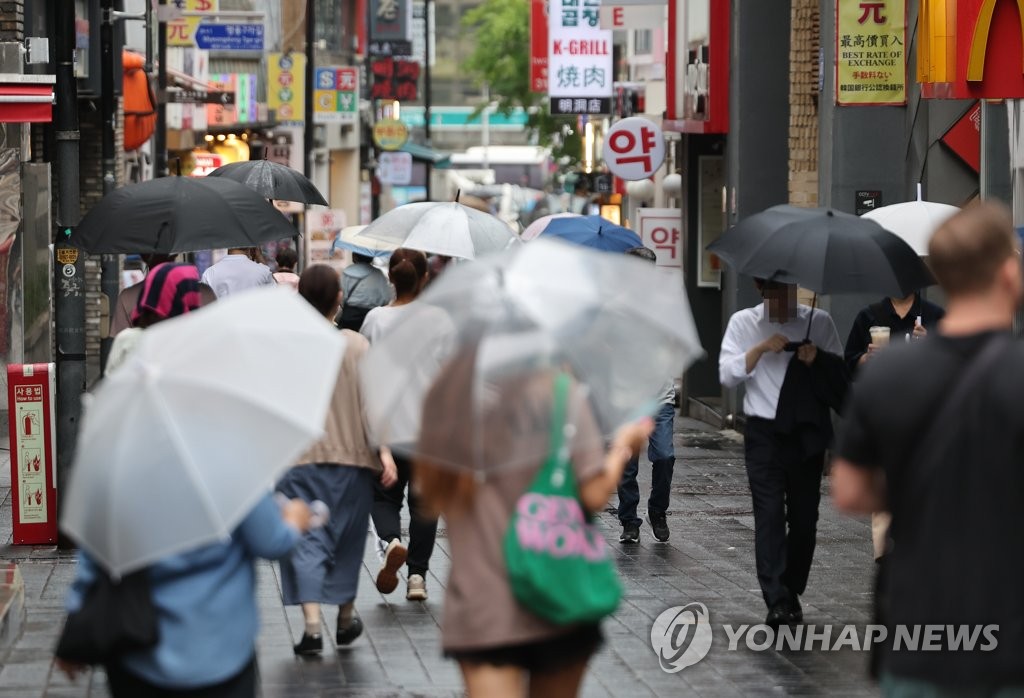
[53,201,1023,698]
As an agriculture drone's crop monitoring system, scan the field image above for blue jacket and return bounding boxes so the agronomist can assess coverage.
[66,493,299,689]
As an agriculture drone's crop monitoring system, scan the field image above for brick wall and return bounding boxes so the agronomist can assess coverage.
[0,1,24,41]
[788,0,820,208]
[79,99,126,375]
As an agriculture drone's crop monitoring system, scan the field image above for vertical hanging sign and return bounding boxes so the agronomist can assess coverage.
[548,0,613,115]
[530,0,548,93]
[835,0,907,105]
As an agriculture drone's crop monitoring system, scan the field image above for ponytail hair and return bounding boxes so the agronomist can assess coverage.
[389,248,428,300]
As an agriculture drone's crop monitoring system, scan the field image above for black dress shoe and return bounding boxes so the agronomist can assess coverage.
[293,632,323,656]
[648,513,670,542]
[765,603,789,629]
[336,616,364,646]
[788,597,803,624]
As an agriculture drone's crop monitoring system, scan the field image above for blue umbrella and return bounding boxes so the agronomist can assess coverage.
[538,215,643,252]
[330,237,391,259]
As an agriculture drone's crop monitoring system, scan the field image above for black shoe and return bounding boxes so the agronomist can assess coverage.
[336,616,363,646]
[648,513,670,542]
[765,602,789,629]
[293,632,323,656]
[788,597,803,624]
[619,523,640,544]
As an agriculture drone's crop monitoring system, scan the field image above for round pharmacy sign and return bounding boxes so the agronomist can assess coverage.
[372,119,409,151]
[602,117,666,181]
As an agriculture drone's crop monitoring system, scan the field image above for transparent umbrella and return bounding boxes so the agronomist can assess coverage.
[353,201,519,259]
[360,238,704,473]
[60,288,346,577]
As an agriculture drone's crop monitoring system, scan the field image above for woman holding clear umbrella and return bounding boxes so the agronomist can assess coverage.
[415,347,652,696]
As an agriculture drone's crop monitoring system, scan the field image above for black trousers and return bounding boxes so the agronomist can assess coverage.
[371,454,438,577]
[743,417,825,609]
[107,657,256,698]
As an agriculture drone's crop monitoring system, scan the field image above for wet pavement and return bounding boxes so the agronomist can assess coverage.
[0,419,878,696]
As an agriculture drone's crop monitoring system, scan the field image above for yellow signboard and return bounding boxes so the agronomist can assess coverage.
[372,119,409,151]
[167,0,220,48]
[268,53,306,123]
[835,0,906,105]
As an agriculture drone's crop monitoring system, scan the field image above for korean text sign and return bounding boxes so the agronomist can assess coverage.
[836,0,907,105]
[602,117,665,181]
[637,209,682,268]
[548,0,613,115]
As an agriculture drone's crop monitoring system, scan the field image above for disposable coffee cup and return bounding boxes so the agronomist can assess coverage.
[869,326,890,347]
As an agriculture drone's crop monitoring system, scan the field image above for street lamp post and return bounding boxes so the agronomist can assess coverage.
[99,0,119,374]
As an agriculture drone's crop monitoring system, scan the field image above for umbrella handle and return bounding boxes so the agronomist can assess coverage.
[804,293,817,343]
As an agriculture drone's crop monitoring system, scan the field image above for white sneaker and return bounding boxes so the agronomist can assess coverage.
[375,539,407,594]
[406,574,427,601]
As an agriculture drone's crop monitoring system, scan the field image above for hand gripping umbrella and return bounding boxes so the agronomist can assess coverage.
[72,175,299,254]
[359,238,705,474]
[206,159,329,206]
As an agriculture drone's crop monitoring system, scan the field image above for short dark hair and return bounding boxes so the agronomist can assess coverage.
[928,202,1017,296]
[352,252,374,265]
[298,264,340,318]
[276,247,298,270]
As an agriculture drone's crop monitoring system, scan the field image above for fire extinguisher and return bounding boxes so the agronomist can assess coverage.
[23,413,31,436]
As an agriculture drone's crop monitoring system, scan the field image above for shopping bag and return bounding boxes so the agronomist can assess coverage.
[503,372,622,625]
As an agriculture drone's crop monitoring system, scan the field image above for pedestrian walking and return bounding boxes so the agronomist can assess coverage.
[616,246,678,544]
[272,247,301,291]
[106,262,205,374]
[200,247,275,298]
[414,354,651,697]
[843,291,945,562]
[360,248,440,602]
[719,279,847,627]
[336,252,392,331]
[833,202,1024,694]
[278,264,398,655]
[109,255,216,337]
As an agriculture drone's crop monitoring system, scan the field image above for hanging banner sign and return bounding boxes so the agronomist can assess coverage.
[530,0,548,93]
[835,0,907,105]
[268,52,305,124]
[548,0,613,115]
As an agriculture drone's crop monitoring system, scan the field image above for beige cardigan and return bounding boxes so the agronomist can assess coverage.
[295,329,382,473]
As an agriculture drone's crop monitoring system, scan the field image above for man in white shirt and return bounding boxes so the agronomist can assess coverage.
[201,247,275,298]
[719,279,847,629]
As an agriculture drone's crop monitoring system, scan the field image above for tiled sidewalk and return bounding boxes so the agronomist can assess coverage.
[0,419,878,697]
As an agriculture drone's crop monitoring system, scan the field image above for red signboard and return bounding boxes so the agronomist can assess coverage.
[530,0,548,93]
[919,0,1024,99]
[8,364,58,545]
[941,102,981,173]
[370,57,420,100]
[0,83,54,123]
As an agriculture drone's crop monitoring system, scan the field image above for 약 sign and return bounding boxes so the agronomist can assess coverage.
[636,208,682,268]
[602,117,665,180]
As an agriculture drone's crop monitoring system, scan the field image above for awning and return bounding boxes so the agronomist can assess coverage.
[0,74,55,124]
[400,142,450,168]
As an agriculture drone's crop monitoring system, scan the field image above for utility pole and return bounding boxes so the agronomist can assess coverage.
[54,0,87,548]
[154,0,168,178]
[99,0,119,374]
[423,0,432,200]
[304,0,315,181]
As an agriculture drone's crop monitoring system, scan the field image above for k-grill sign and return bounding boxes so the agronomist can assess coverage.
[918,0,1024,98]
[548,0,613,114]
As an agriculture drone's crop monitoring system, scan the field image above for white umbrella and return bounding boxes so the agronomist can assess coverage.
[360,238,704,473]
[354,201,519,260]
[861,196,959,256]
[61,287,346,577]
[337,225,398,254]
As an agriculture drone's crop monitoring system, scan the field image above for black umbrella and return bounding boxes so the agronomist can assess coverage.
[205,159,328,206]
[72,176,299,254]
[707,205,934,297]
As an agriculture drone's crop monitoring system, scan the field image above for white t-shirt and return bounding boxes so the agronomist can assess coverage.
[359,303,413,344]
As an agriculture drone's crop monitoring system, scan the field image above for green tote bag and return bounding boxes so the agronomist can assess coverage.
[503,373,623,626]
